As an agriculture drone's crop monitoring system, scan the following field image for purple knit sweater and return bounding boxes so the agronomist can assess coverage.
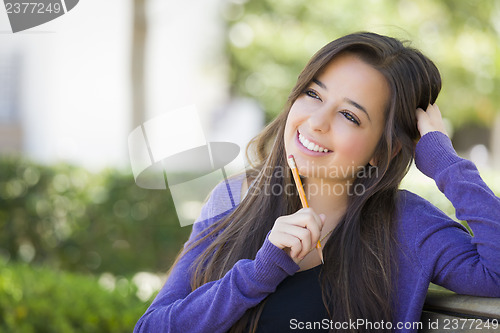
[134,131,500,332]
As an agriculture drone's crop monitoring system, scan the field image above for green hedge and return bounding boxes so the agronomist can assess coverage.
[0,155,191,275]
[0,259,148,333]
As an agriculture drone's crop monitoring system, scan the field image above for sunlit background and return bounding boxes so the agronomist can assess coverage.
[1,0,500,331]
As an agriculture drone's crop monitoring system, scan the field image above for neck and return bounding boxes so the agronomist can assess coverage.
[303,177,350,226]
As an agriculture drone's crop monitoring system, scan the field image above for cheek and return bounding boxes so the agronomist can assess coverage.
[283,116,294,143]
[284,109,299,150]
[285,105,306,134]
[335,131,377,163]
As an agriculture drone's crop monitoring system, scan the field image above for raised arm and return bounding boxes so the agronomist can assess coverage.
[412,128,500,296]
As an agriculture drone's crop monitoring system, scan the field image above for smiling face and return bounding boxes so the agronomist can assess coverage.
[284,52,390,183]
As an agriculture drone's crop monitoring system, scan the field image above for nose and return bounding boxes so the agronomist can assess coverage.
[308,105,332,133]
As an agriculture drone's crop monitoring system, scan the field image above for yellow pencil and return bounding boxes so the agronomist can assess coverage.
[287,154,324,264]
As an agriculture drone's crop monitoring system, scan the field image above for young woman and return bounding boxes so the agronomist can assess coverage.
[134,32,500,332]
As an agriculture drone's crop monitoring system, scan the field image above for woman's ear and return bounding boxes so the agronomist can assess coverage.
[391,141,402,160]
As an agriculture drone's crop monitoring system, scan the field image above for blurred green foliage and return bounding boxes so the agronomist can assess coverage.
[0,155,191,276]
[222,0,500,126]
[0,258,147,333]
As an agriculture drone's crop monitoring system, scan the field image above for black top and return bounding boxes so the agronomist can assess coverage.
[255,265,330,332]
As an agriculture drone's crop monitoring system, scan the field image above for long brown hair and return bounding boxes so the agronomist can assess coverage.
[177,32,441,332]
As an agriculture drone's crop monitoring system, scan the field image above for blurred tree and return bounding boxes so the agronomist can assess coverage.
[0,156,191,276]
[221,0,500,162]
[131,0,148,129]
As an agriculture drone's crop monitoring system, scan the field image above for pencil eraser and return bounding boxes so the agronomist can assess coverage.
[288,154,294,159]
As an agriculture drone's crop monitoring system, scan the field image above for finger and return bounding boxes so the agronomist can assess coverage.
[416,107,430,136]
[298,211,326,258]
[279,234,302,259]
[310,210,324,229]
[294,210,322,247]
[295,208,323,231]
[428,104,445,124]
[286,234,303,259]
[282,224,311,258]
[308,211,323,242]
[415,107,426,120]
[423,103,435,117]
[420,103,448,137]
[270,223,309,258]
[430,104,443,122]
[269,228,301,256]
[271,209,324,259]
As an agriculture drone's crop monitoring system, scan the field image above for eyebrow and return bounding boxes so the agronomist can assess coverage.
[312,79,372,122]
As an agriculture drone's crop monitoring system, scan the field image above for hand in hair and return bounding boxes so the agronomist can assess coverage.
[416,103,449,138]
[268,208,326,264]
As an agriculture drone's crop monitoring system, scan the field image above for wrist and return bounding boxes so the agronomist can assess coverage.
[415,131,461,179]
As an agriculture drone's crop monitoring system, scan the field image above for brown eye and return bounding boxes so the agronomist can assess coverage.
[303,89,321,101]
[340,111,360,126]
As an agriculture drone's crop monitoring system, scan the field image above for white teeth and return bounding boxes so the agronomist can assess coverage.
[298,132,329,153]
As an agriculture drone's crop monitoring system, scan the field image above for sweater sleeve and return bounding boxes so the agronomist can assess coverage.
[134,178,300,333]
[413,130,500,296]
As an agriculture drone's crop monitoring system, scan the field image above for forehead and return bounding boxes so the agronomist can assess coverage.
[315,53,390,119]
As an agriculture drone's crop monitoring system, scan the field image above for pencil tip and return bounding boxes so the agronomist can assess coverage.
[317,247,324,264]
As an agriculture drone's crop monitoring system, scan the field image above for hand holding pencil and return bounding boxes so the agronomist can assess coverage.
[267,155,326,264]
[287,155,325,264]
